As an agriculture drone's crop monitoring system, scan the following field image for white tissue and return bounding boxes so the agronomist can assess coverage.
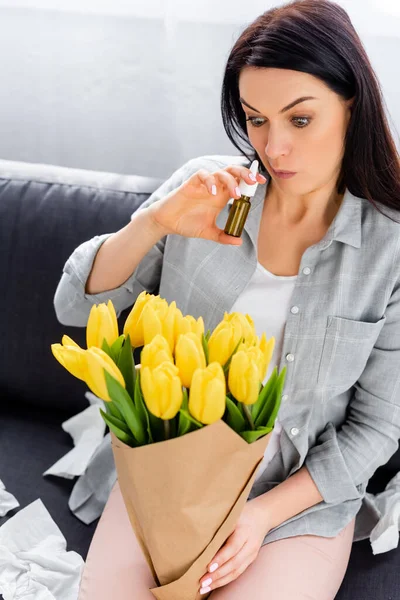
[0,480,19,517]
[43,392,106,479]
[368,472,400,555]
[0,498,84,600]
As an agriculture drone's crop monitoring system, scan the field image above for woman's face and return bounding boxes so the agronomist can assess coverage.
[238,67,353,195]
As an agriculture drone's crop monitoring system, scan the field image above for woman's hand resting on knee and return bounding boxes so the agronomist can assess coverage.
[198,496,272,595]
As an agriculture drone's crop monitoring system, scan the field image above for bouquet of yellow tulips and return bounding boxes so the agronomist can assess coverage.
[51,292,286,600]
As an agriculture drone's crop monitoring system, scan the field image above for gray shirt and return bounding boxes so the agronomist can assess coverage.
[54,154,400,546]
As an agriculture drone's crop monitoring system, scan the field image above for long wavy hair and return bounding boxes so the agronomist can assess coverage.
[221,0,400,221]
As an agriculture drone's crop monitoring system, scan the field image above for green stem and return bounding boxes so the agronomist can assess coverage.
[242,403,255,430]
[163,419,170,440]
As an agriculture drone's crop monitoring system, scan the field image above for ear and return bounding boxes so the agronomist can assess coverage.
[347,96,355,112]
[344,96,355,126]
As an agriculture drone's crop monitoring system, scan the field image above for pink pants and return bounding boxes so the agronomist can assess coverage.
[78,479,356,600]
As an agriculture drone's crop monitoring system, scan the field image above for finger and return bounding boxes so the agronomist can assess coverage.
[195,169,219,196]
[201,545,253,593]
[216,229,243,246]
[206,532,246,573]
[214,170,242,199]
[224,165,268,185]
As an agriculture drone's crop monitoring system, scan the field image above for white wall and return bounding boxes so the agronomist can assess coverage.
[0,0,398,178]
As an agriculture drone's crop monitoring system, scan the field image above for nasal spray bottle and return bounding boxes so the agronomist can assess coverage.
[224,159,259,238]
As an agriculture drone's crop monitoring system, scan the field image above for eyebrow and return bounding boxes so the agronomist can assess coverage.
[239,96,317,115]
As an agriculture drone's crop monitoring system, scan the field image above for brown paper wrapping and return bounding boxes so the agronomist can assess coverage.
[111,419,272,600]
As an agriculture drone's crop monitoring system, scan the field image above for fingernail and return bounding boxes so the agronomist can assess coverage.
[202,578,212,588]
[209,563,218,573]
[211,184,217,195]
[235,186,241,197]
[200,587,211,595]
[249,172,256,181]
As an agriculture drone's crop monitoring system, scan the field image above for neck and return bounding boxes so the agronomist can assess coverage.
[265,175,344,228]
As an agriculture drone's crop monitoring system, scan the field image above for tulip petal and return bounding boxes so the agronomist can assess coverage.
[51,344,87,381]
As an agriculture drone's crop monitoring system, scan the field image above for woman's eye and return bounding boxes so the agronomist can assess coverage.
[246,116,312,129]
[292,117,311,128]
[245,117,265,128]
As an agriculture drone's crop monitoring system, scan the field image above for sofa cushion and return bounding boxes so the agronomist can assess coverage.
[0,160,162,414]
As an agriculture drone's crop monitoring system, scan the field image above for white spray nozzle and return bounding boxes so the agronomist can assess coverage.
[238,159,259,198]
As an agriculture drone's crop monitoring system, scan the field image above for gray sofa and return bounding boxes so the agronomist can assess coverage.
[0,159,399,599]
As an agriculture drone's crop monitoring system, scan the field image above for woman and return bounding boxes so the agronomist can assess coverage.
[54,0,400,598]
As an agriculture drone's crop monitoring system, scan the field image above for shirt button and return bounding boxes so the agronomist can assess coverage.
[282,394,289,402]
[290,306,299,314]
[302,267,311,275]
[286,353,295,362]
[291,427,299,436]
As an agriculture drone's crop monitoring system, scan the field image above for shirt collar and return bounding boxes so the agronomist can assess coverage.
[228,175,362,250]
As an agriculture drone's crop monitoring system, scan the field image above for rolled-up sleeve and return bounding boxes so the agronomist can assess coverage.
[53,157,205,327]
[305,274,400,505]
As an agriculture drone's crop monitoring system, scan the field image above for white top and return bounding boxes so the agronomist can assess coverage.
[229,261,297,482]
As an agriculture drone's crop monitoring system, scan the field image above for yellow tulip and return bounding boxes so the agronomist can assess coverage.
[61,335,81,349]
[243,345,267,383]
[140,362,183,419]
[236,333,275,381]
[174,309,204,344]
[188,362,226,425]
[175,332,206,388]
[140,334,174,370]
[259,333,275,377]
[123,290,155,347]
[228,350,260,405]
[86,300,119,349]
[159,301,178,352]
[223,312,257,346]
[51,342,87,381]
[85,347,126,402]
[207,320,243,366]
[142,298,179,352]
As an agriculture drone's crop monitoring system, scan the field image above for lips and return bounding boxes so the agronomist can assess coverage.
[270,166,297,180]
[271,168,296,175]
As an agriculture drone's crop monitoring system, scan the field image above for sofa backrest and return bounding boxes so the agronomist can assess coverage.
[0,159,163,414]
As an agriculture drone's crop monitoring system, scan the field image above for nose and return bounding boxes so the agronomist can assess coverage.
[264,127,290,161]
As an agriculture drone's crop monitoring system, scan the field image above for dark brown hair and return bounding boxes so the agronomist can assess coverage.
[221,0,400,221]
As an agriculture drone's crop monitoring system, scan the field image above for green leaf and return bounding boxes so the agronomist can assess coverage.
[236,400,246,421]
[104,370,147,446]
[134,370,153,443]
[223,336,244,376]
[177,388,193,437]
[252,367,278,425]
[117,334,136,400]
[100,407,131,434]
[178,408,203,429]
[100,408,137,447]
[239,425,273,443]
[201,333,209,366]
[104,398,124,421]
[265,367,287,428]
[101,338,114,359]
[224,396,246,433]
[205,329,211,342]
[254,367,287,428]
[111,334,126,363]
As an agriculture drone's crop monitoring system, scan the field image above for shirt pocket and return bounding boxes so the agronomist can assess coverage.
[317,315,386,389]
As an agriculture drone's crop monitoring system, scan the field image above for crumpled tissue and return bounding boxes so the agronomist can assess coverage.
[68,432,117,525]
[0,480,19,517]
[0,498,84,600]
[367,472,400,555]
[43,392,106,479]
